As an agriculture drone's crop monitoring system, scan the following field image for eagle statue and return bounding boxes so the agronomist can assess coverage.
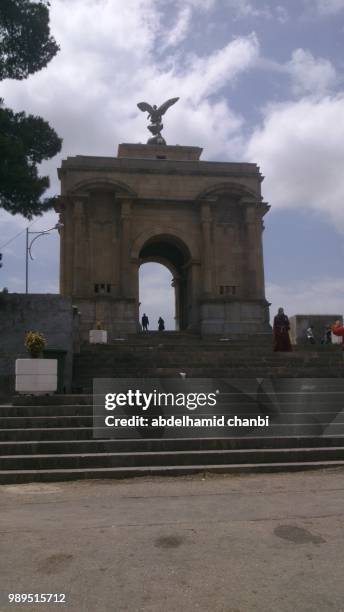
[137,97,179,145]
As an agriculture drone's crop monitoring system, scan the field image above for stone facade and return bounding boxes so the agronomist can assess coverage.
[57,143,271,339]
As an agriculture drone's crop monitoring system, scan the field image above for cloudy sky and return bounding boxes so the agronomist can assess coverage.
[1,0,344,329]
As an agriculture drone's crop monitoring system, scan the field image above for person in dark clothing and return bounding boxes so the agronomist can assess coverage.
[273,307,292,352]
[325,326,332,344]
[141,313,149,331]
[158,317,165,331]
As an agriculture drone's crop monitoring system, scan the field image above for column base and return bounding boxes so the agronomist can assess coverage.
[74,297,138,342]
[200,298,271,335]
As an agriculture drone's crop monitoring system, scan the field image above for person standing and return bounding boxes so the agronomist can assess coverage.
[141,313,149,331]
[331,320,344,349]
[325,326,332,344]
[273,307,292,352]
[158,316,165,331]
[306,326,315,344]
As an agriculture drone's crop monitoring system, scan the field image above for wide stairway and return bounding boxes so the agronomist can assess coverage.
[1,333,344,483]
[0,332,344,484]
[1,387,344,483]
[73,332,344,392]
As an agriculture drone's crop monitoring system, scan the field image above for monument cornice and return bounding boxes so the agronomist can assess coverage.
[59,157,262,179]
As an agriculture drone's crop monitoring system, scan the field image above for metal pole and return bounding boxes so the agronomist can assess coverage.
[24,223,63,293]
[25,227,29,294]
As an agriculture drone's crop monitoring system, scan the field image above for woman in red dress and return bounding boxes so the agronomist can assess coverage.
[332,320,344,349]
[273,307,292,352]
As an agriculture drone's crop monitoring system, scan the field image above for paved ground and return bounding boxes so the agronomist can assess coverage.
[1,470,344,612]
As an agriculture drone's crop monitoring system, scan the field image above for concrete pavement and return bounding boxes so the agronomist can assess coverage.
[1,469,344,612]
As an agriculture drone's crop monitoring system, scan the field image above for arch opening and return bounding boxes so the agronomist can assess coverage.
[138,235,192,331]
[139,263,175,331]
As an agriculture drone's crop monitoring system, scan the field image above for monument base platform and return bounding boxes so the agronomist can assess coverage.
[200,298,271,335]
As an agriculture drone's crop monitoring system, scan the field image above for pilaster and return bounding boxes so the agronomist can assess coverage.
[72,195,89,296]
[119,197,134,297]
[200,198,215,296]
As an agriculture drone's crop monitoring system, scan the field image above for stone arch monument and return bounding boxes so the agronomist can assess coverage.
[57,141,270,340]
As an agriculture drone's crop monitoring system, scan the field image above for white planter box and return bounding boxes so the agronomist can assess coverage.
[15,359,57,395]
[89,330,108,344]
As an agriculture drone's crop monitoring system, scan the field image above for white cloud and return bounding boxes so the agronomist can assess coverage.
[267,278,344,318]
[313,0,344,14]
[246,95,344,232]
[276,5,289,23]
[172,33,259,103]
[179,0,216,10]
[234,1,272,19]
[287,49,337,95]
[161,7,192,48]
[258,48,337,96]
[218,1,289,21]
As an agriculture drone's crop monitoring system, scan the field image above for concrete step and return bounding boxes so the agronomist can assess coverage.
[0,405,94,417]
[11,395,93,406]
[2,404,344,417]
[74,357,325,365]
[1,411,344,430]
[77,340,341,351]
[126,332,272,344]
[74,365,344,376]
[0,435,344,455]
[2,423,344,442]
[0,416,95,428]
[3,447,344,471]
[75,348,342,358]
[1,460,344,484]
[74,372,344,393]
[0,427,95,441]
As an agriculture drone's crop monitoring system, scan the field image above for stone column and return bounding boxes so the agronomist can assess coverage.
[171,275,181,330]
[55,197,66,295]
[244,201,260,298]
[188,260,201,330]
[56,196,74,296]
[200,200,214,295]
[72,196,88,296]
[256,202,270,299]
[120,197,133,297]
[58,210,65,294]
[255,214,265,298]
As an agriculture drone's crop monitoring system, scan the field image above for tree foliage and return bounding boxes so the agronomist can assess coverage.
[0,0,61,218]
[0,103,62,218]
[0,0,59,80]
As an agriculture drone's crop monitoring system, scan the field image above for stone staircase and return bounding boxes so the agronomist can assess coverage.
[72,332,344,392]
[1,334,343,484]
[1,381,344,483]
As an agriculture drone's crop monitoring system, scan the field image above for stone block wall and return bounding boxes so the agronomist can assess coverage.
[0,294,78,396]
[289,314,343,345]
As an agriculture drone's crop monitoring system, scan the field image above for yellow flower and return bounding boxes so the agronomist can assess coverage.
[24,331,46,356]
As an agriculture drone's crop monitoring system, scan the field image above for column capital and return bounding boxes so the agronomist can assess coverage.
[71,192,89,203]
[199,197,216,210]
